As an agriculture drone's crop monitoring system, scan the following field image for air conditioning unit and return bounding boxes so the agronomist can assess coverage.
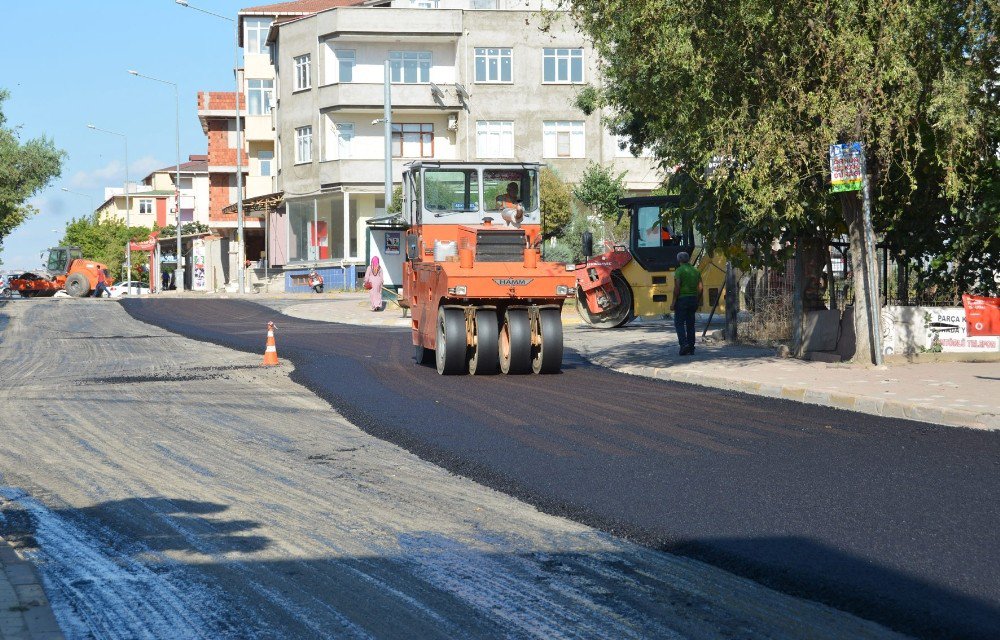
[447,114,458,131]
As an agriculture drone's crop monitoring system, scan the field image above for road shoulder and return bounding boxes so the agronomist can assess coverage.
[0,536,63,640]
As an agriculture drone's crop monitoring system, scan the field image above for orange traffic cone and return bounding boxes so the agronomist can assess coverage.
[262,321,280,366]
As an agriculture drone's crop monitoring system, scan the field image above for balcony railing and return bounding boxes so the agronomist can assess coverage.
[318,82,462,110]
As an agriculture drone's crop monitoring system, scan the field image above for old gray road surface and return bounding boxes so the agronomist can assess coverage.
[0,300,905,639]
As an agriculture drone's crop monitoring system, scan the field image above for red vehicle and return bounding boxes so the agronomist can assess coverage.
[401,161,577,375]
[10,246,114,298]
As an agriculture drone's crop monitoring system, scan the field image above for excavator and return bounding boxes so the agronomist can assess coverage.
[574,195,726,327]
[10,246,113,298]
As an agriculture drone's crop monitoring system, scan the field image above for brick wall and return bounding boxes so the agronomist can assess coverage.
[197,91,246,112]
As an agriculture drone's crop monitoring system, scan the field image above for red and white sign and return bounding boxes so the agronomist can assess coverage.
[963,294,1000,337]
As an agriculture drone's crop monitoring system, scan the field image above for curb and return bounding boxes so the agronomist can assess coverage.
[605,360,999,431]
[0,537,63,640]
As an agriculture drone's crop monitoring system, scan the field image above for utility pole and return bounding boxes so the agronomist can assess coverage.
[860,152,884,365]
[384,60,393,210]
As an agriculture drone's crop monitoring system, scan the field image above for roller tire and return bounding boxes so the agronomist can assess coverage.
[65,273,91,298]
[532,308,564,374]
[576,272,633,329]
[468,308,499,375]
[499,309,532,375]
[436,307,467,375]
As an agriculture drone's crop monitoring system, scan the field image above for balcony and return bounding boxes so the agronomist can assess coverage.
[318,159,408,186]
[245,115,274,142]
[318,82,463,111]
[317,8,462,40]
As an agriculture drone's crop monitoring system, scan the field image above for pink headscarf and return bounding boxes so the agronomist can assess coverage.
[371,256,380,272]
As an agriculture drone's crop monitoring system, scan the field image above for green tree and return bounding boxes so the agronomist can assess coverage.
[61,216,152,281]
[0,89,66,253]
[386,185,404,216]
[540,167,572,239]
[561,0,999,360]
[573,162,628,245]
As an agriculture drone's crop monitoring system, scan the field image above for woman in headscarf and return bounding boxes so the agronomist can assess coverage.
[363,256,384,311]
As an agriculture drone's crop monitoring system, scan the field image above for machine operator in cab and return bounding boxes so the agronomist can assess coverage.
[496,182,525,228]
[671,251,702,356]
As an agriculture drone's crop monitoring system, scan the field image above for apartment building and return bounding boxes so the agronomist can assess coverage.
[195,0,361,282]
[97,155,209,228]
[267,1,660,284]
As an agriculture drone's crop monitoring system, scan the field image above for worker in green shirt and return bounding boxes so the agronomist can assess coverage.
[672,251,703,355]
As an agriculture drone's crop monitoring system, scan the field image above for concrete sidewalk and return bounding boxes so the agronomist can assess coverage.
[0,537,62,640]
[243,292,999,431]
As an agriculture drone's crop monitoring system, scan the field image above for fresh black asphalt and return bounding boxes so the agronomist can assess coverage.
[123,298,1000,640]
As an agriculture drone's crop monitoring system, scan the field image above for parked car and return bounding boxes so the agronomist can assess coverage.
[107,281,151,297]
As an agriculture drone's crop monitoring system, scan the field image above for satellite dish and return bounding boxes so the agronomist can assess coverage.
[429,82,444,98]
[455,82,470,100]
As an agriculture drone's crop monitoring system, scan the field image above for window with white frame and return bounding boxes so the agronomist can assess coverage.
[475,48,512,83]
[389,51,431,84]
[542,48,584,84]
[471,0,497,7]
[244,17,272,55]
[139,199,153,214]
[247,79,274,115]
[392,123,434,158]
[409,0,439,6]
[294,54,311,90]
[335,123,354,159]
[614,134,653,158]
[542,121,585,158]
[295,126,313,163]
[335,49,355,83]
[258,150,274,176]
[476,120,514,158]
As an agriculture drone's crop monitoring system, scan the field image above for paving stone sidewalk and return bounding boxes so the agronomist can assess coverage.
[173,291,1000,431]
[0,538,62,640]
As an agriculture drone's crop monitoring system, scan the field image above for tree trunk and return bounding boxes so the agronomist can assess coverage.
[841,191,876,363]
[792,238,805,356]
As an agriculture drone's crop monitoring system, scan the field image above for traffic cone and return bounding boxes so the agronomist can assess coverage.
[262,321,280,366]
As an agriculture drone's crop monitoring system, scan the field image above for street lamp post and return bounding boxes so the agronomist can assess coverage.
[60,188,94,218]
[129,69,183,292]
[87,124,132,295]
[175,0,246,294]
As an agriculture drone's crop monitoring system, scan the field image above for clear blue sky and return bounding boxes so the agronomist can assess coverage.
[1,0,250,270]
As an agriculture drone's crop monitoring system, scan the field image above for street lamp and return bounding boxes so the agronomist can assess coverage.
[60,188,94,217]
[87,124,132,295]
[175,0,246,294]
[129,69,183,292]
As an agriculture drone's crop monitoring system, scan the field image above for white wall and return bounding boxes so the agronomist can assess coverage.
[322,41,456,85]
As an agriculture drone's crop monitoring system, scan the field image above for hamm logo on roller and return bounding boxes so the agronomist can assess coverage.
[494,278,534,287]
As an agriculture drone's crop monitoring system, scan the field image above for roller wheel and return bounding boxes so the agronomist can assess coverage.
[65,273,90,298]
[468,308,499,375]
[436,307,467,375]
[414,343,434,366]
[499,309,531,374]
[532,308,564,374]
[576,272,633,329]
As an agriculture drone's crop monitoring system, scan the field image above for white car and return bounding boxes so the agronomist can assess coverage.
[107,281,151,297]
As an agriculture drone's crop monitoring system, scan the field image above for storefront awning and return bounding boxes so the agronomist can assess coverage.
[222,191,284,216]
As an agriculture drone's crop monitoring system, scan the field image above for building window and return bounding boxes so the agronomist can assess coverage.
[336,49,355,83]
[258,150,274,176]
[294,54,311,90]
[542,121,585,158]
[295,126,313,163]
[542,48,584,84]
[475,48,512,83]
[410,0,439,6]
[476,120,514,158]
[244,17,272,56]
[389,51,431,84]
[471,0,498,7]
[247,79,274,115]
[335,123,354,159]
[139,199,153,214]
[392,123,433,158]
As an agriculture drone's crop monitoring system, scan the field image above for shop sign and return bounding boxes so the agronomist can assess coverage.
[829,142,863,193]
[962,294,1000,337]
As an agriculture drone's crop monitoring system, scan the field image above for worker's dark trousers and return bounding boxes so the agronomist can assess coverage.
[93,283,109,298]
[674,295,698,350]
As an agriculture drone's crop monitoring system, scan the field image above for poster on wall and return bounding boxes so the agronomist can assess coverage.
[882,306,1000,354]
[192,240,207,291]
[385,232,400,255]
[309,221,329,260]
[962,294,1000,337]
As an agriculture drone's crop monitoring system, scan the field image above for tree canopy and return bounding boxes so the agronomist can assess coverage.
[0,89,66,252]
[540,167,572,239]
[563,0,998,293]
[61,216,152,281]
